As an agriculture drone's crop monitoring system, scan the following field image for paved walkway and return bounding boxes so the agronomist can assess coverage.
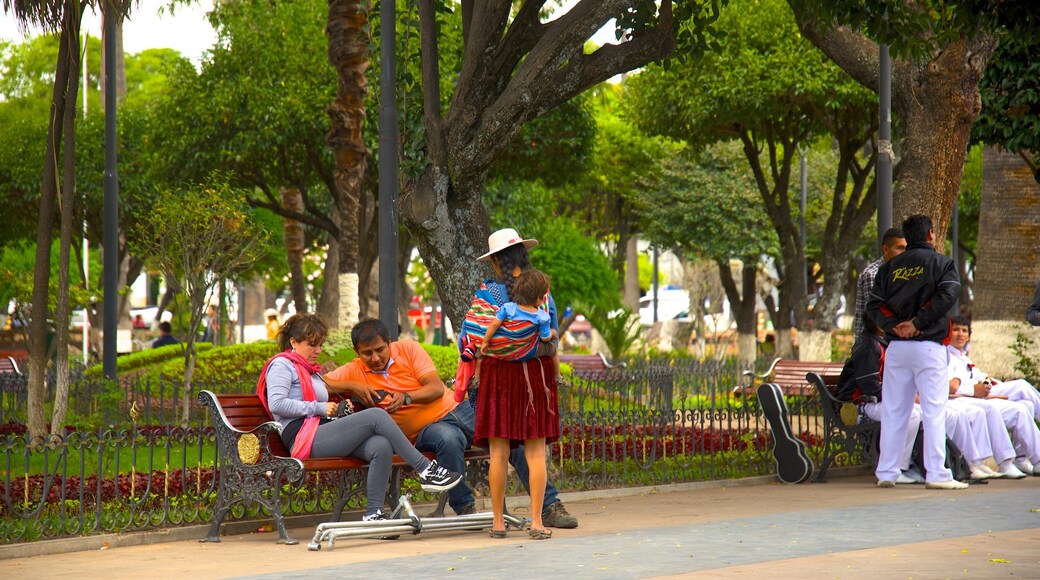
[3,475,1039,579]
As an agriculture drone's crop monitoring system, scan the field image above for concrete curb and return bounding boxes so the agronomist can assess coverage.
[0,465,870,560]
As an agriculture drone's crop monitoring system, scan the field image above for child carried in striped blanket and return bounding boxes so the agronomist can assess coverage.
[478,269,561,382]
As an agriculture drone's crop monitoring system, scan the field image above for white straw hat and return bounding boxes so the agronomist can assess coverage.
[477,228,538,261]
[264,308,279,318]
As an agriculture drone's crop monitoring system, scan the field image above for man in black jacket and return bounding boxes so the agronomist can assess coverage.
[837,314,924,484]
[866,214,966,490]
[1027,280,1040,326]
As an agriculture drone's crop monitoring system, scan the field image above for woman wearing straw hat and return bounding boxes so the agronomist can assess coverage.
[264,308,281,340]
[460,228,561,540]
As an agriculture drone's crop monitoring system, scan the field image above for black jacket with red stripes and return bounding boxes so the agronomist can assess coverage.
[865,241,960,344]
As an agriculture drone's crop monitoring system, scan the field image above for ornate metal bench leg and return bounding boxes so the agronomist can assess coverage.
[428,492,449,517]
[270,485,298,545]
[200,477,232,542]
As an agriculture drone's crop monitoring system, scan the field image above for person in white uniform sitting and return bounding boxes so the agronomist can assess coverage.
[947,316,1039,476]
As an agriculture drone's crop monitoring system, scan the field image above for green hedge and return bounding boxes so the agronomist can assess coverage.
[84,343,215,377]
[142,341,280,384]
[131,340,461,386]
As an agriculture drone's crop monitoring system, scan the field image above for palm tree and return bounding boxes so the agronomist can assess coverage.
[325,0,367,328]
[3,0,87,438]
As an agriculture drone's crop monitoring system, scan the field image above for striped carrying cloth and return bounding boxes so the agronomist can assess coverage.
[453,280,550,402]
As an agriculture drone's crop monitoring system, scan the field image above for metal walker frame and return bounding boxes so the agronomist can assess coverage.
[307,494,529,550]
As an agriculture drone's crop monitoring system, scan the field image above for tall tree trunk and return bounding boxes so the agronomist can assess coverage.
[316,231,340,324]
[405,1,682,327]
[52,6,83,434]
[970,147,1040,376]
[28,18,75,439]
[403,171,493,327]
[325,0,368,330]
[622,236,640,310]
[719,260,759,368]
[280,186,308,313]
[737,129,811,355]
[789,1,998,244]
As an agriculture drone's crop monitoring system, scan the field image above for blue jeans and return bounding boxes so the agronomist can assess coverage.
[415,397,560,513]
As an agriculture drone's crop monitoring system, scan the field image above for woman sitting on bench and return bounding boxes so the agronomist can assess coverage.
[258,313,464,526]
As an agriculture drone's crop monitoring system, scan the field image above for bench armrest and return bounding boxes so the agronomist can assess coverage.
[598,352,627,369]
[198,390,305,480]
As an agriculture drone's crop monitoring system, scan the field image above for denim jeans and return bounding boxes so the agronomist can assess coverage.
[415,395,560,512]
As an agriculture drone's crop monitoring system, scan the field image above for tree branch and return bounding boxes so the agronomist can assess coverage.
[787,0,880,91]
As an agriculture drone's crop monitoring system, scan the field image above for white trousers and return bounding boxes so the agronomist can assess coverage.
[947,398,1007,463]
[957,397,1040,464]
[862,402,920,471]
[879,341,952,482]
[990,379,1040,422]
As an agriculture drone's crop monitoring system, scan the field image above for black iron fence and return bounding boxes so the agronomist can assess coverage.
[0,362,869,545]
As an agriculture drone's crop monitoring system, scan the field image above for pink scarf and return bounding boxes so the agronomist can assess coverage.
[256,351,324,459]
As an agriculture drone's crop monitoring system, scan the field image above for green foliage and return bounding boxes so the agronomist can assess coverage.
[577,302,643,363]
[130,176,268,290]
[625,0,876,150]
[1009,327,1039,384]
[144,342,280,384]
[0,240,96,311]
[953,145,982,261]
[796,0,1038,58]
[153,0,336,190]
[489,95,597,187]
[84,343,215,378]
[486,180,620,314]
[972,35,1040,181]
[422,343,461,381]
[635,142,777,263]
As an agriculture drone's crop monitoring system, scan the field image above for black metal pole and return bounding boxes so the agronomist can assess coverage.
[951,201,960,312]
[800,148,808,294]
[877,43,893,257]
[652,246,659,323]
[378,0,399,339]
[102,1,119,380]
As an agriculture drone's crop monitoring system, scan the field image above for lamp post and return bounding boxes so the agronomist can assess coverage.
[799,143,809,296]
[877,42,893,256]
[102,0,120,380]
[377,0,399,339]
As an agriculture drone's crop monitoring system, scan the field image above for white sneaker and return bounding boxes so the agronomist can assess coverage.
[902,467,926,483]
[976,463,1005,478]
[895,473,919,484]
[1013,457,1035,475]
[969,464,999,480]
[1000,464,1029,479]
[925,480,969,490]
[876,480,896,488]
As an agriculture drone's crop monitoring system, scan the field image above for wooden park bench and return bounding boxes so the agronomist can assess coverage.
[198,390,489,545]
[805,371,881,481]
[0,356,21,376]
[560,353,627,377]
[734,358,845,397]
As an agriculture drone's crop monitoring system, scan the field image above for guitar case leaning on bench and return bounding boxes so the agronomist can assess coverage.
[757,382,814,484]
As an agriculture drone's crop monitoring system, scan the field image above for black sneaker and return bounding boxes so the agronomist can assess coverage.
[454,502,477,516]
[417,460,464,492]
[542,501,578,529]
[361,510,400,540]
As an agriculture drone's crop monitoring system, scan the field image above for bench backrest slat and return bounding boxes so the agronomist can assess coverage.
[0,356,20,374]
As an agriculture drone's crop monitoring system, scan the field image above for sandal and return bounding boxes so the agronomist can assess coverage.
[527,528,552,540]
[488,528,508,539]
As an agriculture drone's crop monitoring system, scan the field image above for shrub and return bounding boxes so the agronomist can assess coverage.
[84,343,215,377]
[143,342,279,384]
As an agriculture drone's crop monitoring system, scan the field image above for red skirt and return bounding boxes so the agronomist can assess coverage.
[474,356,560,448]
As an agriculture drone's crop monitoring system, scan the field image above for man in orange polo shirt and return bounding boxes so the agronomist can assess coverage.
[324,319,577,528]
